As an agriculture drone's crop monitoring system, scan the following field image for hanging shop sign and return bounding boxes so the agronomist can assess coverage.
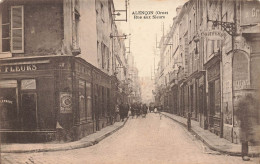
[201,30,226,40]
[241,1,260,25]
[60,92,72,113]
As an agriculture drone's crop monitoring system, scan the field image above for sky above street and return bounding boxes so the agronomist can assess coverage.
[114,0,188,77]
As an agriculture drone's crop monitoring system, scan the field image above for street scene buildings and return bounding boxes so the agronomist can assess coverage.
[0,0,260,163]
[154,0,260,144]
[0,0,141,142]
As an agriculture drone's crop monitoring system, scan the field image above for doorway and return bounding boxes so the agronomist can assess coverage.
[21,93,37,130]
[0,88,18,129]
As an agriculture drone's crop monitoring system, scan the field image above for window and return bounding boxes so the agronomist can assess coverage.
[189,20,191,39]
[211,40,215,54]
[86,82,92,119]
[193,13,196,33]
[106,47,109,71]
[73,8,80,50]
[102,86,105,116]
[101,2,104,22]
[107,88,110,115]
[101,43,106,69]
[1,4,10,52]
[199,0,203,25]
[1,6,24,53]
[11,6,24,53]
[217,40,221,50]
[107,52,111,71]
[79,80,86,121]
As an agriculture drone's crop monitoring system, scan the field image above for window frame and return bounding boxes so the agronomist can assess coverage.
[10,5,24,53]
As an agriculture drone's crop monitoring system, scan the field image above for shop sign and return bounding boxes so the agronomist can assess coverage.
[60,92,72,113]
[0,64,37,73]
[233,80,250,90]
[0,99,13,104]
[21,79,36,90]
[232,52,249,91]
[201,30,226,40]
[241,1,260,25]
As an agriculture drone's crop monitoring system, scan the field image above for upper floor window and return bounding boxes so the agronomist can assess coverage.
[189,20,192,39]
[101,2,104,22]
[1,5,24,53]
[72,7,80,51]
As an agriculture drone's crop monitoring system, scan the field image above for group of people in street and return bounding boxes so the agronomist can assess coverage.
[115,102,150,121]
[130,103,148,118]
[113,93,260,162]
[115,103,129,122]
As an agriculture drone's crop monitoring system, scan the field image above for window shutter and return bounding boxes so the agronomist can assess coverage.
[11,6,24,53]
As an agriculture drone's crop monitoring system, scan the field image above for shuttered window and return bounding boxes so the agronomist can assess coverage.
[11,6,24,53]
[1,3,10,52]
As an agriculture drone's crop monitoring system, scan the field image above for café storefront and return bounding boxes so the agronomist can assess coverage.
[0,55,112,143]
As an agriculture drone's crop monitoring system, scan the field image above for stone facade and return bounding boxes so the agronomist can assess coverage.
[155,0,260,144]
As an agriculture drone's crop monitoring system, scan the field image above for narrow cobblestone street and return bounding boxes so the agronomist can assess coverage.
[1,113,260,164]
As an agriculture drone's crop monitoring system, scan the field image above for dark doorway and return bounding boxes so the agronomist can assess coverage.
[21,93,37,130]
[209,82,215,129]
[0,88,18,129]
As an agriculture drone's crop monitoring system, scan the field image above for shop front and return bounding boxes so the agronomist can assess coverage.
[0,56,65,142]
[204,55,221,136]
[0,55,113,143]
[198,73,207,129]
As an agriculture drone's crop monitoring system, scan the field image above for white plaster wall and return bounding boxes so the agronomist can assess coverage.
[79,0,98,67]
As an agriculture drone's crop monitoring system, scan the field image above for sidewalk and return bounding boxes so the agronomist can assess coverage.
[1,120,127,153]
[161,112,260,157]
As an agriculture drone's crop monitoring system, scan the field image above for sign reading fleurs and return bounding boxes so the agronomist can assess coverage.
[0,64,37,73]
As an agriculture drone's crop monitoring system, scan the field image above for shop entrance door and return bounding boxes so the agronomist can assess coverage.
[209,82,215,130]
[0,88,18,129]
[21,93,37,130]
[199,86,204,128]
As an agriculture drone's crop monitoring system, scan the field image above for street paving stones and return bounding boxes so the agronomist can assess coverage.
[1,113,260,164]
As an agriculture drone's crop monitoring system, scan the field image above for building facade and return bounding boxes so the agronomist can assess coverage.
[0,0,129,142]
[155,0,260,144]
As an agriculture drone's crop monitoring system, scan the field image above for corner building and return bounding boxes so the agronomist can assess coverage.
[0,0,127,142]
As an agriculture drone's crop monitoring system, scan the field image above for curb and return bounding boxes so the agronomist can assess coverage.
[161,113,260,157]
[93,117,128,144]
[1,119,128,153]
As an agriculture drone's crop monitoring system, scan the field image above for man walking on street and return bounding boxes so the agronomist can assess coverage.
[236,94,259,161]
[119,102,125,122]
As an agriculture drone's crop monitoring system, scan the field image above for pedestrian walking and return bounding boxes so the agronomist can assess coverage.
[115,104,120,122]
[142,104,148,118]
[131,103,135,118]
[236,94,259,161]
[119,102,125,122]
